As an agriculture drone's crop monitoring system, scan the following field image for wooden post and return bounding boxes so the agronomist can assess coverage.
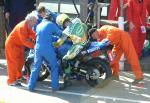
[58,0,61,13]
[79,0,88,22]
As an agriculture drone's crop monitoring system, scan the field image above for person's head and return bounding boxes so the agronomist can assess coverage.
[88,28,99,40]
[37,6,46,18]
[56,14,70,29]
[25,12,38,28]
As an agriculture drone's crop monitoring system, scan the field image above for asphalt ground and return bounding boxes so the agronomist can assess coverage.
[0,64,150,103]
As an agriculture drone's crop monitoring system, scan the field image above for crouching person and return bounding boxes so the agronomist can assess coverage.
[89,25,143,84]
[28,15,63,91]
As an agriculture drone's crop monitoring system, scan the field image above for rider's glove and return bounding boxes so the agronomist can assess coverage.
[53,38,64,48]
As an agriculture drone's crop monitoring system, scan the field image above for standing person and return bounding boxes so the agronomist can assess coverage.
[127,0,148,58]
[28,15,63,91]
[145,0,150,16]
[108,0,129,20]
[33,6,60,31]
[145,0,150,27]
[87,0,96,23]
[4,0,36,31]
[88,25,143,84]
[0,0,5,51]
[5,13,37,86]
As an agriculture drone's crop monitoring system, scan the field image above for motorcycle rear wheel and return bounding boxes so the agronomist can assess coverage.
[24,61,49,81]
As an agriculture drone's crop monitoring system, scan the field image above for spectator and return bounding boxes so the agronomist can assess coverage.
[145,0,150,16]
[5,13,37,86]
[145,0,150,27]
[89,25,143,84]
[4,0,36,31]
[87,0,96,23]
[127,0,148,58]
[28,15,63,91]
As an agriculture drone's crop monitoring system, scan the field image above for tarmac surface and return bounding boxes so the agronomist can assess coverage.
[0,60,150,103]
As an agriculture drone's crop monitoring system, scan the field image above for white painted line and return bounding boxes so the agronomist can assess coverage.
[34,88,150,103]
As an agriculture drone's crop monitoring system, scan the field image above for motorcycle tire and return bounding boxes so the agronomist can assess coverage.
[85,57,112,87]
[24,60,50,81]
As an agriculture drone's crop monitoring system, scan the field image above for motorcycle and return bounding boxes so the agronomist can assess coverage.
[23,40,112,87]
[23,17,112,87]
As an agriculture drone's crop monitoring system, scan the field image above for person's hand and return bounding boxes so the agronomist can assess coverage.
[69,35,81,44]
[123,3,128,9]
[53,42,60,48]
[5,12,10,20]
[129,22,135,32]
[53,38,64,48]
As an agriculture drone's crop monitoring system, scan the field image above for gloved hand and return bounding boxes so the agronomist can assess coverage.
[69,35,81,44]
[63,53,76,60]
[53,42,60,48]
[97,39,110,49]
[53,38,64,48]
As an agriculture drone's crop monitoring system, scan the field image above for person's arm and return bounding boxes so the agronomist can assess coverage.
[81,38,111,55]
[53,23,66,48]
[19,26,35,48]
[127,0,135,31]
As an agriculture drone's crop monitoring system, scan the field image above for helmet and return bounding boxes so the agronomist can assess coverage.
[56,14,70,27]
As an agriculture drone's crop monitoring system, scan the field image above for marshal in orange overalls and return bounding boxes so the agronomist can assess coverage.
[108,0,129,20]
[128,0,148,58]
[5,20,36,85]
[97,25,143,80]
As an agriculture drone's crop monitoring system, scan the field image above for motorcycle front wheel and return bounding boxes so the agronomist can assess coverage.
[85,57,112,87]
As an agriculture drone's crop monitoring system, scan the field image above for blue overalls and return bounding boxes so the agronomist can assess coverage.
[32,9,61,31]
[28,19,62,91]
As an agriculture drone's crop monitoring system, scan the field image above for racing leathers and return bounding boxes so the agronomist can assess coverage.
[54,18,87,60]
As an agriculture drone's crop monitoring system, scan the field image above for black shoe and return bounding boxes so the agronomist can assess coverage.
[9,81,22,86]
[52,86,65,92]
[132,78,143,85]
[17,77,27,83]
[64,80,72,87]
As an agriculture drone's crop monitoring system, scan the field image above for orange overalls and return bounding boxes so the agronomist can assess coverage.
[145,0,150,16]
[108,0,129,20]
[97,25,143,80]
[5,20,36,85]
[145,0,150,26]
[128,0,148,58]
